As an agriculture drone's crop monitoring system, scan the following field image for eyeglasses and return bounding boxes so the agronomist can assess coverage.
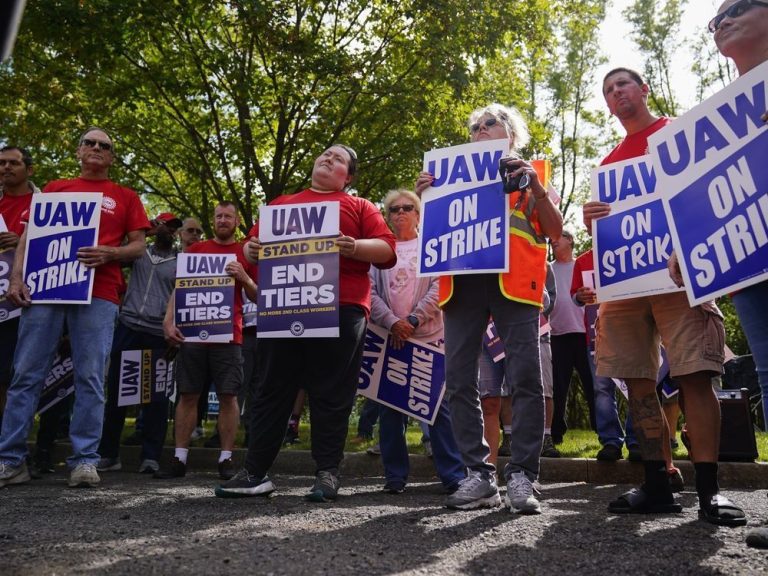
[81,138,113,151]
[709,0,768,32]
[469,117,499,133]
[388,204,416,214]
[184,227,203,235]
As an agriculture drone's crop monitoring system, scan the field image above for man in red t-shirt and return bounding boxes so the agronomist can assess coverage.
[0,128,150,490]
[159,201,257,481]
[582,69,744,526]
[0,146,40,431]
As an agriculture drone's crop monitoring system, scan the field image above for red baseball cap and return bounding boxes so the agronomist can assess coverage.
[153,212,182,228]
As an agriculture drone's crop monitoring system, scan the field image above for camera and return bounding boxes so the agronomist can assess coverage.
[498,156,530,194]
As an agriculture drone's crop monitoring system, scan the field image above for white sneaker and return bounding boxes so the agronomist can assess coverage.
[446,470,501,510]
[69,463,101,488]
[505,471,541,514]
[138,459,160,474]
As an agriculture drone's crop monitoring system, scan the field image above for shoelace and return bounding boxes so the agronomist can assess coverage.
[459,471,485,492]
[509,474,533,497]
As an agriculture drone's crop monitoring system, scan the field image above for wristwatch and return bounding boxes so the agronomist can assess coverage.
[407,314,419,328]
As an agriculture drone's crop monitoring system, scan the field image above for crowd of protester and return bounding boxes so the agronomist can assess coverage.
[0,0,766,548]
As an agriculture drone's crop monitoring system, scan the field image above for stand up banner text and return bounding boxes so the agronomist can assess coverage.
[647,60,768,306]
[591,156,681,301]
[258,201,340,337]
[117,349,175,407]
[175,253,236,343]
[23,193,101,304]
[418,139,509,276]
[357,324,446,425]
[0,248,19,322]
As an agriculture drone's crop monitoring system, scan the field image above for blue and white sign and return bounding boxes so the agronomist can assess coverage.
[418,139,509,276]
[175,253,236,343]
[117,349,175,407]
[591,156,681,301]
[0,248,20,322]
[648,60,768,305]
[242,288,258,328]
[357,324,446,426]
[258,202,340,338]
[37,352,74,414]
[23,193,101,304]
[483,321,504,363]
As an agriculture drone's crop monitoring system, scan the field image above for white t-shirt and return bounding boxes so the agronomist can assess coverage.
[388,238,419,319]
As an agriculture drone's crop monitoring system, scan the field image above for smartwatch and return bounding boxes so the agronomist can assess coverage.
[407,315,419,328]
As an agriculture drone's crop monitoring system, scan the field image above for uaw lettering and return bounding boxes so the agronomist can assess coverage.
[419,139,509,276]
[259,201,340,242]
[258,201,340,338]
[117,349,175,407]
[242,288,258,328]
[648,60,768,305]
[0,248,20,322]
[23,193,101,304]
[357,324,446,425]
[175,253,236,343]
[591,157,680,302]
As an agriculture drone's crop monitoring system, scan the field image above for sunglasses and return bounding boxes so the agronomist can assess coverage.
[81,138,113,151]
[184,227,203,235]
[709,0,768,32]
[469,117,499,133]
[389,204,416,214]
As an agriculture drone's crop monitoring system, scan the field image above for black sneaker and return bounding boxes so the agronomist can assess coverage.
[283,425,300,445]
[596,444,623,461]
[153,457,186,479]
[383,481,405,494]
[627,445,643,462]
[218,458,236,480]
[306,470,340,502]
[215,468,276,498]
[541,434,561,458]
[498,433,512,457]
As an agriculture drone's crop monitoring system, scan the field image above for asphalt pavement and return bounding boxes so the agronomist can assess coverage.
[2,447,768,575]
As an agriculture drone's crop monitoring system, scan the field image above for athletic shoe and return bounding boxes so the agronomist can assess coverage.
[138,459,160,474]
[153,457,186,479]
[69,463,101,488]
[306,470,340,502]
[218,458,236,480]
[505,471,542,514]
[190,426,204,441]
[423,440,433,458]
[29,449,55,478]
[0,461,31,488]
[627,445,643,462]
[96,457,122,472]
[541,434,561,458]
[596,444,622,462]
[446,470,501,510]
[669,467,685,493]
[366,443,381,456]
[215,469,276,498]
[384,481,406,494]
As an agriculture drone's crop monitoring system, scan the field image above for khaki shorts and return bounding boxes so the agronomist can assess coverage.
[595,292,724,380]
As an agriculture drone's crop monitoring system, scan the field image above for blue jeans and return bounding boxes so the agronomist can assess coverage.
[379,400,465,489]
[588,353,636,448]
[356,397,379,439]
[731,281,768,427]
[0,300,118,468]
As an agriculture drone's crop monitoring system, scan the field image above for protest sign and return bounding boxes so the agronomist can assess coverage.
[0,248,20,322]
[258,202,339,337]
[483,321,504,362]
[117,349,175,407]
[647,60,768,305]
[591,156,681,301]
[37,352,74,414]
[418,139,509,276]
[242,288,258,329]
[357,324,446,425]
[23,193,101,304]
[175,252,236,343]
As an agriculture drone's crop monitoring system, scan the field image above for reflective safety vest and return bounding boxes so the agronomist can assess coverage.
[438,160,550,308]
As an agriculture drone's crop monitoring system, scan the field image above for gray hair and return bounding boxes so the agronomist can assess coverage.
[382,188,421,217]
[468,103,530,151]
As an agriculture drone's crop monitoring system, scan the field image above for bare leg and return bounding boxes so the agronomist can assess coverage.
[481,396,501,466]
[217,394,241,452]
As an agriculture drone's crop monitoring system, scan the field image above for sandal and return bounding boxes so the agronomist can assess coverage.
[699,494,747,527]
[609,487,683,514]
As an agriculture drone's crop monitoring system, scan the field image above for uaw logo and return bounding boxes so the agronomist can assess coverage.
[290,321,305,336]
[198,330,210,341]
[0,310,7,321]
[102,195,117,215]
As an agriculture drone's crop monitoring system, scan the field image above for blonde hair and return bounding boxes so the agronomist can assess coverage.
[382,188,421,217]
[468,103,530,151]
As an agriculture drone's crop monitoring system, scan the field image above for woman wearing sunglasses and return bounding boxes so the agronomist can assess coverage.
[415,104,562,513]
[368,189,465,495]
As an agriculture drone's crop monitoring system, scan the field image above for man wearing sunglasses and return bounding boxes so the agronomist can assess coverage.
[707,0,768,548]
[0,127,150,490]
